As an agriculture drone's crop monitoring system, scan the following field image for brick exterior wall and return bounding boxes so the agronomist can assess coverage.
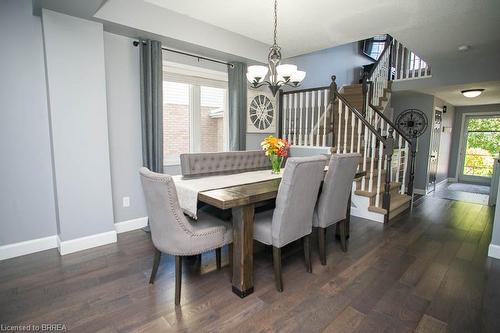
[163,103,224,165]
[200,106,224,153]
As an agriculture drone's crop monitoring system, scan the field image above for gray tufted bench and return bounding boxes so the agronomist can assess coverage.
[179,150,271,178]
[180,150,273,217]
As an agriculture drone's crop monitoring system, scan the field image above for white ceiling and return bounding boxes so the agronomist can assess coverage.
[429,81,500,107]
[145,0,500,60]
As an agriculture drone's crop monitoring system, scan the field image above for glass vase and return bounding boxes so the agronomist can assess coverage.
[270,155,282,174]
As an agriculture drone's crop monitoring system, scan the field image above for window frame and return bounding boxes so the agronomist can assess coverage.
[162,62,229,166]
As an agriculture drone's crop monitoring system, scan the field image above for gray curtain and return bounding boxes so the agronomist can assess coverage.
[139,39,164,173]
[228,62,247,151]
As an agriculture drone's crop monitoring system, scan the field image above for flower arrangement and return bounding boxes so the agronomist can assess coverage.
[261,135,290,173]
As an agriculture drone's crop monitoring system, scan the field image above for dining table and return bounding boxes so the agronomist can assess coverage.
[192,168,366,298]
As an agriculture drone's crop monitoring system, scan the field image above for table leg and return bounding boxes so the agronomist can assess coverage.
[336,193,351,240]
[231,204,255,298]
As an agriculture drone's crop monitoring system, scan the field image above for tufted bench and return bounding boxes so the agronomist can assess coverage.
[179,150,271,178]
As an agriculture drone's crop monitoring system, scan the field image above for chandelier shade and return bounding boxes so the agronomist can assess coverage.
[246,0,306,96]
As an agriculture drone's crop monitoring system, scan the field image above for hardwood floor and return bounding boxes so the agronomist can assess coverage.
[1,196,500,332]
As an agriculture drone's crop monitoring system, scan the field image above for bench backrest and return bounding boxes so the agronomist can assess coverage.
[179,150,271,177]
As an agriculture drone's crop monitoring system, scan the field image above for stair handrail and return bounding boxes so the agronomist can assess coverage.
[366,36,393,83]
[330,77,386,144]
[361,35,417,197]
[367,82,410,144]
[330,76,394,223]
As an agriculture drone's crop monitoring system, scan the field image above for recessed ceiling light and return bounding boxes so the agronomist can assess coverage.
[458,45,470,51]
[461,89,484,98]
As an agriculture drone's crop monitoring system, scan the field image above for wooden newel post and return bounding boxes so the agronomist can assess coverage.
[387,36,394,81]
[329,75,338,102]
[329,75,338,149]
[383,128,394,223]
[361,72,369,117]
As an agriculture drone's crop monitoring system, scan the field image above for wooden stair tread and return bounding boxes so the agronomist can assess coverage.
[367,194,411,215]
[354,182,401,198]
[354,170,386,181]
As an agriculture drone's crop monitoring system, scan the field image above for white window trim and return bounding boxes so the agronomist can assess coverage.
[456,111,500,183]
[163,61,228,83]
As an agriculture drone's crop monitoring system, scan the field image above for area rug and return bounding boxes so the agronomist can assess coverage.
[447,183,490,195]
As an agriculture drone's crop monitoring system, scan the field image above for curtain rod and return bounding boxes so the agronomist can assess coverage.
[132,41,234,68]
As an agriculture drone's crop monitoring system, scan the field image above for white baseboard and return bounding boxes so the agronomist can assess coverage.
[413,188,427,195]
[0,216,148,261]
[488,244,500,259]
[115,216,148,234]
[436,179,449,187]
[57,231,117,255]
[0,235,58,261]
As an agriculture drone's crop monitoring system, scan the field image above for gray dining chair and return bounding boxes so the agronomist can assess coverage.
[313,153,361,265]
[139,167,233,305]
[253,156,327,291]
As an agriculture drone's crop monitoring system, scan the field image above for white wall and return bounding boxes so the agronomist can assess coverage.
[0,0,57,245]
[489,184,500,258]
[104,32,148,223]
[42,9,115,241]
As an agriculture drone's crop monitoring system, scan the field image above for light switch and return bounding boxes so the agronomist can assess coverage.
[123,197,130,207]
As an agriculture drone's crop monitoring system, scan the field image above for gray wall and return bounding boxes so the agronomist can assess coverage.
[104,32,148,222]
[42,9,115,241]
[0,0,57,245]
[285,42,372,89]
[391,92,435,192]
[449,104,500,180]
[434,97,455,184]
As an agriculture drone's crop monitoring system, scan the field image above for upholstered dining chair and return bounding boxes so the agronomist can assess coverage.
[313,153,361,265]
[139,167,233,305]
[253,156,328,292]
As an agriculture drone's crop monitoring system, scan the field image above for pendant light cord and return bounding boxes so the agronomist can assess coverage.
[273,0,278,46]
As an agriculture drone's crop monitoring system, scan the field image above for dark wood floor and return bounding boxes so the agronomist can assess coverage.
[1,196,500,332]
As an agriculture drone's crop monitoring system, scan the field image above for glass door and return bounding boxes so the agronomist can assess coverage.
[459,116,500,183]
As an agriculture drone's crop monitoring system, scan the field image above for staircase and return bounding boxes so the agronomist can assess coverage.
[279,35,426,223]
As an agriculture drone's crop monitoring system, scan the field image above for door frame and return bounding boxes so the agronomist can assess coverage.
[456,111,500,185]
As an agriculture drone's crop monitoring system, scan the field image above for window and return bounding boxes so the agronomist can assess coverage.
[163,68,228,166]
[362,35,387,61]
[409,54,427,71]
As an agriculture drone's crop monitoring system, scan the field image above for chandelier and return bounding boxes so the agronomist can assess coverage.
[246,0,306,96]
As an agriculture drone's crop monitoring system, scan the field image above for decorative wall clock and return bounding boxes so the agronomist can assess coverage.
[395,108,428,138]
[247,90,277,133]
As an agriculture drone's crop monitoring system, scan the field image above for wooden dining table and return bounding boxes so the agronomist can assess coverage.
[197,170,365,298]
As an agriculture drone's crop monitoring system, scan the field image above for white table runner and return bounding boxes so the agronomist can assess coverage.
[172,169,283,218]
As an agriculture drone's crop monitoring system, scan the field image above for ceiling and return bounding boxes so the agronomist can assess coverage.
[145,0,500,60]
[429,81,500,107]
[33,0,500,105]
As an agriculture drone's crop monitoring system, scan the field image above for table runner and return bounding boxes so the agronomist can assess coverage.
[172,169,283,218]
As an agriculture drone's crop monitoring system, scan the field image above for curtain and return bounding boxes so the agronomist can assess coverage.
[228,62,247,151]
[139,39,164,173]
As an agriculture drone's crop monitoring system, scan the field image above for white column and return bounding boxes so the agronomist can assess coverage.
[304,92,309,146]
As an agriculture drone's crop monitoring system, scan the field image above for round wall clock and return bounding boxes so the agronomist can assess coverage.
[395,108,428,138]
[247,91,276,133]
